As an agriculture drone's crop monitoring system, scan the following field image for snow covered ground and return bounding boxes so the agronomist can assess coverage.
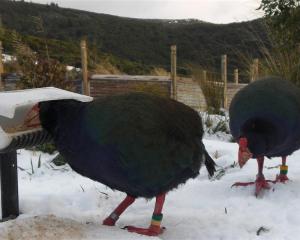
[1,138,300,239]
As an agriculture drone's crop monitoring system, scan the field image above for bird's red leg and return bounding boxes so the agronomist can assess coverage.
[126,193,166,236]
[275,156,289,183]
[232,157,272,196]
[103,195,135,226]
[255,156,271,196]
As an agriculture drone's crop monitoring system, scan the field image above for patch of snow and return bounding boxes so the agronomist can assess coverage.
[66,66,75,71]
[2,54,16,63]
[200,112,232,142]
[66,66,81,72]
[1,135,300,239]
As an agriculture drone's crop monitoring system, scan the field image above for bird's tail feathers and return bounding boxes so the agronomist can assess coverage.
[203,149,216,177]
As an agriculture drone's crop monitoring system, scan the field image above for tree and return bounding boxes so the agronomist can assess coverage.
[9,30,74,90]
[257,1,300,87]
[258,0,300,48]
[16,57,74,90]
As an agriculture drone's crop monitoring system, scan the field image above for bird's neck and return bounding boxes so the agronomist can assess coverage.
[245,132,267,156]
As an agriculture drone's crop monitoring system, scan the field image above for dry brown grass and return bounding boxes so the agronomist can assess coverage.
[258,45,300,86]
[150,67,168,76]
[91,61,122,75]
[192,67,224,113]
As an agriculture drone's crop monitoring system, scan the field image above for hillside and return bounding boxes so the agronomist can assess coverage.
[0,0,269,74]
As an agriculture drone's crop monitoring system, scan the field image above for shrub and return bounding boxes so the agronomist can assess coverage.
[192,67,224,113]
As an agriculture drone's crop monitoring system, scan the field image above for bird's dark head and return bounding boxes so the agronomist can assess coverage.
[38,100,83,136]
[38,101,62,136]
[238,118,276,167]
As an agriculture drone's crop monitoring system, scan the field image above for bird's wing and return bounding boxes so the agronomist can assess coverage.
[84,94,204,194]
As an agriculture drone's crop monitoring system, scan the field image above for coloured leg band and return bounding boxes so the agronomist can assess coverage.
[151,214,163,227]
[280,165,288,175]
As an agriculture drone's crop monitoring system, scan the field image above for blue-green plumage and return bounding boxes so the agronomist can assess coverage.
[39,93,215,198]
[230,76,300,158]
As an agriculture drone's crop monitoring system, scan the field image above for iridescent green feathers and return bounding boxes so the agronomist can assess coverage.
[84,93,210,194]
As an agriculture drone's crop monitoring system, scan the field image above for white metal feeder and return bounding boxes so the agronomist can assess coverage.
[0,87,92,221]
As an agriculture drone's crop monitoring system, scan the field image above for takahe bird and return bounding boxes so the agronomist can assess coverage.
[36,92,216,236]
[229,76,300,196]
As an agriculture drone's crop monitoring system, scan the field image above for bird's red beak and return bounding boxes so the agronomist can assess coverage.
[238,137,252,168]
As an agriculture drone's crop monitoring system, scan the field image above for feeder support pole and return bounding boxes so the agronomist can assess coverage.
[0,151,19,220]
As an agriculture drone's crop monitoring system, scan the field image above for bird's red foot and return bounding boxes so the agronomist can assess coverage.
[275,174,289,183]
[255,177,271,196]
[102,217,116,226]
[232,181,255,187]
[232,176,272,196]
[125,225,165,236]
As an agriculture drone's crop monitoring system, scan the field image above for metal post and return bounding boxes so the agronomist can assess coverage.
[221,54,227,109]
[0,151,19,220]
[81,40,89,96]
[170,45,177,100]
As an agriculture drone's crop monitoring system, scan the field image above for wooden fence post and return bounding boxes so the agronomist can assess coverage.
[202,70,207,82]
[234,69,239,84]
[221,54,227,109]
[0,41,3,90]
[250,59,259,82]
[81,40,90,96]
[170,45,177,100]
[250,63,254,82]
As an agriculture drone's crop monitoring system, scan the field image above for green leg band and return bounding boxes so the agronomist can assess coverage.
[280,170,288,175]
[151,214,163,227]
[280,165,288,175]
[152,214,163,221]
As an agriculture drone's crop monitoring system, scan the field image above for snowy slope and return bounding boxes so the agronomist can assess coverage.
[0,139,300,240]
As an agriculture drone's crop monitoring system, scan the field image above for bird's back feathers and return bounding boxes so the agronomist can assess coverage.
[229,76,300,157]
[39,93,215,198]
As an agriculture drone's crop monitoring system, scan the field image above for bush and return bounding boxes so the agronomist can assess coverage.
[192,67,224,113]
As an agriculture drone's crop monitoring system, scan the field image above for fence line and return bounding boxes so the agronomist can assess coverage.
[195,55,260,110]
[0,40,261,110]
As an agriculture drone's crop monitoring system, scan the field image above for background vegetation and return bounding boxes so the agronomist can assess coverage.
[257,0,300,87]
[0,0,270,76]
